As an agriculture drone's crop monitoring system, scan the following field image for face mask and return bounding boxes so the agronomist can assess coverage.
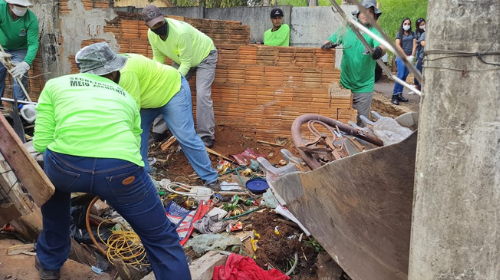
[113,71,121,84]
[152,21,167,36]
[403,25,410,31]
[11,6,28,17]
[421,25,425,31]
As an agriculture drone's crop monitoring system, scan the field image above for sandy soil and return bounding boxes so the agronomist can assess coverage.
[0,238,113,280]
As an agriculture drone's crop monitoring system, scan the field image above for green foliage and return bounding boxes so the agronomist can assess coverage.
[277,0,341,5]
[304,237,325,253]
[377,0,428,41]
[169,0,249,8]
[168,0,341,7]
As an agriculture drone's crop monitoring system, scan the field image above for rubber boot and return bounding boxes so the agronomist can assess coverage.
[391,94,399,105]
[398,93,409,102]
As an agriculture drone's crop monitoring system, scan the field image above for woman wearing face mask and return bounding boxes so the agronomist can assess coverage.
[391,18,416,105]
[414,18,426,93]
[0,0,39,105]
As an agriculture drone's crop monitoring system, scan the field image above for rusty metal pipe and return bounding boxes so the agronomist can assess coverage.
[291,114,383,169]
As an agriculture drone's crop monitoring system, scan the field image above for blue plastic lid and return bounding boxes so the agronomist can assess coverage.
[245,178,269,194]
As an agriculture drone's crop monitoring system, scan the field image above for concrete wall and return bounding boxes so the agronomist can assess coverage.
[115,5,356,47]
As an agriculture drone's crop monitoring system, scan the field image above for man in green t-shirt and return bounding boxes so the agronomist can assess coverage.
[321,0,386,126]
[34,42,190,280]
[263,8,290,47]
[0,0,39,103]
[142,5,217,148]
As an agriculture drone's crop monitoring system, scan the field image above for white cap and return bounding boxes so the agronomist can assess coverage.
[6,0,33,7]
[20,104,37,123]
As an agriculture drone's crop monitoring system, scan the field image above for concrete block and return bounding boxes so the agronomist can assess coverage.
[141,251,227,280]
[190,251,228,280]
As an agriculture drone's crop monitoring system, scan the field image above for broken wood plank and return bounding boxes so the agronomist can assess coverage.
[256,140,284,147]
[7,243,35,255]
[160,136,177,151]
[0,152,35,220]
[0,114,55,206]
[69,238,98,267]
[114,258,144,280]
[206,147,233,162]
[0,202,22,226]
[9,205,43,242]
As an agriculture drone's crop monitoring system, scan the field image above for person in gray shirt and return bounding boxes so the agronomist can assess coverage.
[392,18,416,105]
[414,18,426,92]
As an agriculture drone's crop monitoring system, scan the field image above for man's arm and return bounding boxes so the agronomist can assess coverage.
[33,86,55,153]
[119,71,142,109]
[148,31,167,64]
[176,33,193,76]
[24,13,40,65]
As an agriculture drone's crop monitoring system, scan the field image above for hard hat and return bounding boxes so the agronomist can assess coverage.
[352,0,382,19]
[5,0,32,7]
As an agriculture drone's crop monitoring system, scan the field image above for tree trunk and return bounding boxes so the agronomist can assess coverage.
[409,0,500,279]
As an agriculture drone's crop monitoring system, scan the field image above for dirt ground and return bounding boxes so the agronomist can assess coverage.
[0,94,409,279]
[0,239,113,280]
[149,125,299,184]
[150,127,324,279]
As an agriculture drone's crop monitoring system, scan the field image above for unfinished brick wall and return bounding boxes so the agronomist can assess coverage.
[205,45,354,141]
[17,2,355,141]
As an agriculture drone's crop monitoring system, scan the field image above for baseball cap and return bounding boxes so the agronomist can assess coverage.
[76,42,127,76]
[352,0,382,19]
[142,5,165,28]
[5,0,32,7]
[270,8,284,18]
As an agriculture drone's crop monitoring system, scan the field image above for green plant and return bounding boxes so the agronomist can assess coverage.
[304,237,325,253]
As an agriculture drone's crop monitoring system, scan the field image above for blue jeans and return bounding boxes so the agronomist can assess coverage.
[414,59,423,89]
[140,76,218,183]
[36,149,191,279]
[0,49,29,100]
[392,57,410,95]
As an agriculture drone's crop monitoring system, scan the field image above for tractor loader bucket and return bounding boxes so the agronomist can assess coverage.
[270,113,417,280]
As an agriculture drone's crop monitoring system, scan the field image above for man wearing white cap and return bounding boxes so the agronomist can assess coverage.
[0,0,39,103]
[141,5,217,148]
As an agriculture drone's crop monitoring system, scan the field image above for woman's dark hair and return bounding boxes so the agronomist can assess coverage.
[398,18,412,36]
[416,18,426,35]
[397,18,412,47]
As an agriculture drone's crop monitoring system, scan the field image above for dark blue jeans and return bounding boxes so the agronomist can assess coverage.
[0,49,29,100]
[36,149,191,279]
[393,57,410,95]
[414,58,423,89]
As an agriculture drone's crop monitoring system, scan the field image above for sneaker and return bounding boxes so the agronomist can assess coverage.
[35,257,61,280]
[201,136,214,148]
[204,179,221,192]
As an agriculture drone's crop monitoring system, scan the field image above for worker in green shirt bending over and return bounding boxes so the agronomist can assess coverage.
[0,0,39,102]
[76,42,220,191]
[321,0,386,126]
[34,43,190,280]
[142,5,217,148]
[264,8,290,47]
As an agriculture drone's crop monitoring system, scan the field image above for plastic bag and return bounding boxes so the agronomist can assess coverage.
[373,117,413,145]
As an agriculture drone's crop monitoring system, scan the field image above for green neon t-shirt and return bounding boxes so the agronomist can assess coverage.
[264,24,290,47]
[34,73,144,166]
[328,25,381,93]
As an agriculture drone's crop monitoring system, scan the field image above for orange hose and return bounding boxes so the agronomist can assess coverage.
[85,196,107,256]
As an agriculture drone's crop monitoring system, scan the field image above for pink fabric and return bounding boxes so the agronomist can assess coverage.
[230,148,267,166]
[213,253,290,280]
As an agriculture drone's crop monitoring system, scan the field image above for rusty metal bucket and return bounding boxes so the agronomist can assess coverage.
[270,112,418,280]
